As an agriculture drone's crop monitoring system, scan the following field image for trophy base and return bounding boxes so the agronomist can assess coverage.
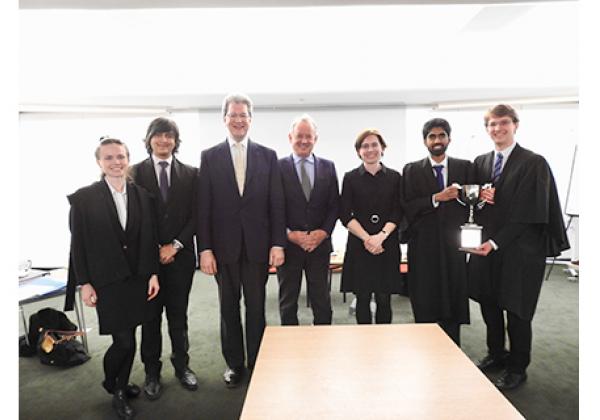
[458,247,479,253]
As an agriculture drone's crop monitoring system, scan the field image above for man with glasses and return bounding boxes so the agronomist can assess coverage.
[469,104,569,390]
[277,114,339,326]
[197,93,286,388]
[130,117,199,399]
[401,118,472,345]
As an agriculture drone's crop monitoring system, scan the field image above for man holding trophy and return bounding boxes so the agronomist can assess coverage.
[402,118,472,345]
[469,104,569,390]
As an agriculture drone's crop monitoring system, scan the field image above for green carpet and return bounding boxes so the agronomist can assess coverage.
[19,266,578,419]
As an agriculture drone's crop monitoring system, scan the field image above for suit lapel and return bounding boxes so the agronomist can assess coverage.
[244,140,258,195]
[495,143,522,189]
[284,155,306,201]
[98,180,127,240]
[481,151,494,183]
[125,182,140,235]
[168,158,181,205]
[447,157,462,186]
[142,158,161,199]
[310,154,324,200]
[421,158,439,193]
[218,140,240,197]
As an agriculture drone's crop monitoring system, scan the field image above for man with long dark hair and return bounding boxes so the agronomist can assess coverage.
[130,117,199,399]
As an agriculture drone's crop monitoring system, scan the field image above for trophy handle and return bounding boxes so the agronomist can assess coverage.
[476,183,494,209]
[453,183,466,206]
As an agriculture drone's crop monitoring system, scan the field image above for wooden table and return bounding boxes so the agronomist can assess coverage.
[241,324,523,420]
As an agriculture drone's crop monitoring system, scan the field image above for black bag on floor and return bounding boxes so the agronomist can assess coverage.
[28,307,78,346]
[37,329,90,367]
[20,308,90,367]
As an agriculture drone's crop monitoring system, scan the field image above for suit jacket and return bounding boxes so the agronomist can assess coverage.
[469,143,569,320]
[278,154,339,258]
[129,157,197,257]
[197,139,286,264]
[65,180,159,310]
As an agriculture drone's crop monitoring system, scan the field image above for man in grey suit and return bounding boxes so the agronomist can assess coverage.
[277,114,339,325]
[197,93,286,388]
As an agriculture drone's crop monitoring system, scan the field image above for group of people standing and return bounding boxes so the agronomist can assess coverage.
[64,93,569,419]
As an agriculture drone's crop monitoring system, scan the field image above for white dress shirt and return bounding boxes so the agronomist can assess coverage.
[152,154,174,187]
[105,178,128,230]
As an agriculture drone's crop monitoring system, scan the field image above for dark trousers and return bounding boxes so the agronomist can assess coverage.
[438,320,461,346]
[103,328,136,393]
[141,255,195,375]
[356,292,392,324]
[216,251,269,370]
[277,251,332,326]
[480,299,532,373]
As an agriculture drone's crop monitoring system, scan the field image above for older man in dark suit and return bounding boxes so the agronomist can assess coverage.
[277,114,339,325]
[197,93,286,388]
[130,117,198,400]
[469,104,569,390]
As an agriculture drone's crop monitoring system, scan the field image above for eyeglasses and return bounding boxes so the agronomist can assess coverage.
[487,119,514,128]
[227,113,250,120]
[426,132,448,141]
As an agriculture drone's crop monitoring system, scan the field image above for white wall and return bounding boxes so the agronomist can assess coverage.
[19,106,406,266]
[19,104,577,267]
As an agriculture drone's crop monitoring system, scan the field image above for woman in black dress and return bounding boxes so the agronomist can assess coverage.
[65,137,160,419]
[340,129,403,324]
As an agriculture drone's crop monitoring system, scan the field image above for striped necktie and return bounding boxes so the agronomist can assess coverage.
[492,153,504,182]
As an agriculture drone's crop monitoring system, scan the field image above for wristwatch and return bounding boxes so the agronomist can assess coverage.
[172,240,184,250]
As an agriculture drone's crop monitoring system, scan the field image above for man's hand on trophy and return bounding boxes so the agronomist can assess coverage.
[480,186,496,205]
[435,184,460,202]
[470,241,494,256]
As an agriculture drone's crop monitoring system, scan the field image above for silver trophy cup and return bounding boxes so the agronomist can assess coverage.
[456,184,483,252]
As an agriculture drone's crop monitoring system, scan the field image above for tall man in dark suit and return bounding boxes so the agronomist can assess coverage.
[130,117,198,400]
[197,93,286,388]
[469,104,569,390]
[402,118,471,345]
[277,114,339,326]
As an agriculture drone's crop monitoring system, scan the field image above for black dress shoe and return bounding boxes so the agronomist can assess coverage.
[124,384,141,399]
[102,381,140,399]
[494,371,527,390]
[477,353,508,372]
[112,389,135,419]
[176,367,198,391]
[223,366,244,388]
[143,374,162,401]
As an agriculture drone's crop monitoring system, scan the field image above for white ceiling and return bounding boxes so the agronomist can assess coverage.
[19,0,578,111]
[19,0,574,9]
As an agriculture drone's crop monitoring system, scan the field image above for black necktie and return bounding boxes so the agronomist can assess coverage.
[492,153,504,183]
[433,165,444,191]
[159,161,169,201]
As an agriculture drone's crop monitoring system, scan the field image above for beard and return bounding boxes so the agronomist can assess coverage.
[428,144,448,157]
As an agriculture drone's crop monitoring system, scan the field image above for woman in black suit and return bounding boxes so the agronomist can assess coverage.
[340,129,403,324]
[65,137,160,420]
